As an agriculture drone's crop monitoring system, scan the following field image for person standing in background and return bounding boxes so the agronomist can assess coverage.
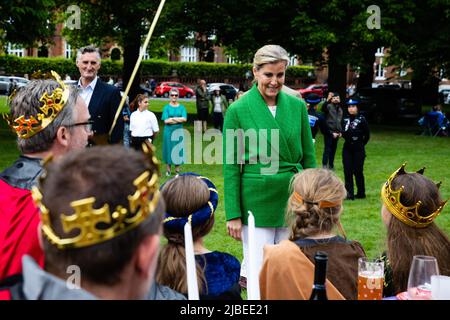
[341,99,370,200]
[304,93,331,143]
[210,86,228,132]
[322,92,343,170]
[161,88,187,176]
[129,94,159,151]
[195,79,210,133]
[76,45,124,145]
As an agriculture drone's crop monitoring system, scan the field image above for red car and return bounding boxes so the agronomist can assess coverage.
[155,82,195,98]
[298,84,328,98]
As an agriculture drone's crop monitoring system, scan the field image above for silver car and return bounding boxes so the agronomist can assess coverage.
[207,82,239,101]
[0,76,30,95]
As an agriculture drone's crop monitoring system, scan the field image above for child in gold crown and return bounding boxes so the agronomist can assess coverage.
[380,164,450,297]
[0,146,185,300]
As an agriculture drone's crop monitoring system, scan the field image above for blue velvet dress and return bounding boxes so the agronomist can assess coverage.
[195,251,241,300]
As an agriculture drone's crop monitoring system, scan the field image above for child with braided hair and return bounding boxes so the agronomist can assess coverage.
[156,173,242,300]
[260,168,366,300]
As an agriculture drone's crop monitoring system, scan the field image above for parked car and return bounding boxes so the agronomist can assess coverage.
[0,76,10,95]
[139,84,153,95]
[63,79,78,86]
[0,76,30,95]
[207,83,239,101]
[155,82,195,98]
[351,87,422,123]
[298,84,328,98]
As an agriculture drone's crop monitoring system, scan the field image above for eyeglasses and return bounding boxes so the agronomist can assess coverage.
[65,120,94,132]
[170,94,178,97]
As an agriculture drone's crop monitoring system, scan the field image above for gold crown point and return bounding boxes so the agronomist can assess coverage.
[381,163,446,228]
[399,163,407,174]
[416,167,426,174]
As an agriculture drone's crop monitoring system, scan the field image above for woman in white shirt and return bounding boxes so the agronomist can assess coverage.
[129,94,159,151]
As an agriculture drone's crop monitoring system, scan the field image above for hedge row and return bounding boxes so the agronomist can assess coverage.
[0,55,314,79]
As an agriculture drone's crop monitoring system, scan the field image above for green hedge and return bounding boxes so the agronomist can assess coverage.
[0,55,314,79]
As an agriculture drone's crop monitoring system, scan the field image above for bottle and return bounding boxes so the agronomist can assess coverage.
[309,251,328,300]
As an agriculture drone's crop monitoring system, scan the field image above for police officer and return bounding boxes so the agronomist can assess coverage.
[342,98,370,200]
[304,93,331,143]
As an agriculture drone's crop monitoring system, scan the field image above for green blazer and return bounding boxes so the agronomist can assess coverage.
[223,84,316,227]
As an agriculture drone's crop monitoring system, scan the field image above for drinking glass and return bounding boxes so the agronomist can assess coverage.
[357,257,384,300]
[407,255,439,300]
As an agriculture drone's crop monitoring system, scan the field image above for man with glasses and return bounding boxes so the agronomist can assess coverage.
[0,75,93,281]
[76,45,124,145]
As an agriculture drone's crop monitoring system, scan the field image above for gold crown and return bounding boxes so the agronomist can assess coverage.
[4,70,69,139]
[31,144,161,249]
[381,163,448,228]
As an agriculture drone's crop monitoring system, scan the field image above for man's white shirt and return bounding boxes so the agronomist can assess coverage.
[77,76,98,107]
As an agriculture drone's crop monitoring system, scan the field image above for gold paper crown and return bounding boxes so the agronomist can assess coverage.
[381,163,448,228]
[31,144,161,249]
[3,70,69,139]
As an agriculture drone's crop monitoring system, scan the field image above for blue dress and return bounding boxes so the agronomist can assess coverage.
[195,251,241,300]
[161,104,187,165]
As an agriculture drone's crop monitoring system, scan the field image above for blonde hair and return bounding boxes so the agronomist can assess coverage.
[253,45,289,70]
[286,168,347,240]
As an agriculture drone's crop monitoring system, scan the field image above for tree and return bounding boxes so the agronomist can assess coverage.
[0,0,56,50]
[162,1,417,100]
[387,0,450,104]
[57,0,169,101]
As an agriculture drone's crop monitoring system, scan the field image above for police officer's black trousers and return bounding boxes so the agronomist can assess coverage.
[342,146,366,198]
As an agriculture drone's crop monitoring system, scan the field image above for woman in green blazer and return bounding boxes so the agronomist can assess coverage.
[223,45,316,285]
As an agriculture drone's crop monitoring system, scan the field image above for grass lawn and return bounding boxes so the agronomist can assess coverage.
[1,94,449,262]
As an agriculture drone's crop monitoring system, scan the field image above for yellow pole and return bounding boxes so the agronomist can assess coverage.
[109,0,166,137]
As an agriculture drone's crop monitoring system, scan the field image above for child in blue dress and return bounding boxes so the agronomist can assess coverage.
[156,173,242,300]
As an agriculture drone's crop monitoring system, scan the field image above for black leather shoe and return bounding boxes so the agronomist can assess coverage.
[346,196,355,200]
[355,194,366,199]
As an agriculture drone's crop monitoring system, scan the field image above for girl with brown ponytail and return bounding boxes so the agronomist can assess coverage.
[156,173,241,300]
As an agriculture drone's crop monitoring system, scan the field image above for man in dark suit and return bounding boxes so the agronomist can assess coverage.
[76,45,124,145]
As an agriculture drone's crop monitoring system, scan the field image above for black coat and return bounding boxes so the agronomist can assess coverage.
[342,113,370,149]
[88,79,124,144]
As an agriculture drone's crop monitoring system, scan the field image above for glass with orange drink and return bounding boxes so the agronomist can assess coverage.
[357,257,384,300]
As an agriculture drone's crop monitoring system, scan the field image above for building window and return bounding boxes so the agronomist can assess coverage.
[375,47,384,57]
[288,55,298,66]
[375,58,386,80]
[226,55,236,64]
[7,43,25,57]
[141,47,149,60]
[180,46,198,62]
[65,42,72,59]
